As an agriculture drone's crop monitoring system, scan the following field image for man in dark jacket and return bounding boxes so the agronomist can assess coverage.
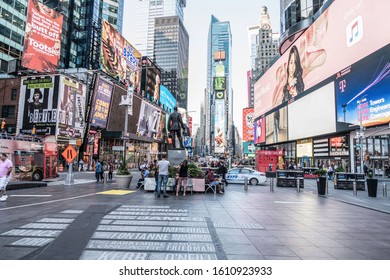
[168,106,185,148]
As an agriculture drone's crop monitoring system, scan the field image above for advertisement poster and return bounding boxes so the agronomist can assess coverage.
[160,85,177,114]
[254,0,390,118]
[242,108,254,142]
[140,56,161,104]
[214,99,225,154]
[100,19,141,87]
[254,117,266,145]
[155,112,166,142]
[336,44,390,129]
[265,106,288,145]
[18,75,60,136]
[243,142,256,157]
[329,136,349,156]
[57,76,86,141]
[22,0,63,72]
[137,101,161,139]
[91,76,113,128]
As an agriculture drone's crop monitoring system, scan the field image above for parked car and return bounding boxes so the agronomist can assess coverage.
[226,168,266,185]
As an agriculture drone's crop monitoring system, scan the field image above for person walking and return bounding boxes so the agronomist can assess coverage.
[95,160,103,182]
[176,160,189,196]
[108,161,114,181]
[0,153,13,202]
[218,161,228,186]
[157,155,170,198]
[152,159,159,193]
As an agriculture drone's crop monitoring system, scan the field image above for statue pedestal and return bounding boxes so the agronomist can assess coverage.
[168,148,187,166]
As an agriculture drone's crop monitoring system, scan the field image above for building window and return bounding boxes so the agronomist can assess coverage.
[1,105,15,118]
[11,88,17,100]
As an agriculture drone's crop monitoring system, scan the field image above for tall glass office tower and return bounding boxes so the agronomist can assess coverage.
[154,15,189,109]
[205,15,232,156]
[102,0,124,34]
[134,0,186,57]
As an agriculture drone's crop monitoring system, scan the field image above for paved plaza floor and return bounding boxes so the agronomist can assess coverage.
[0,173,390,260]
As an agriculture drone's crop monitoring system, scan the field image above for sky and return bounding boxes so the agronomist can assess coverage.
[122,0,280,137]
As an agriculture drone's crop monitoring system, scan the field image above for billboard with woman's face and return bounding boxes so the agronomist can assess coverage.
[254,0,390,118]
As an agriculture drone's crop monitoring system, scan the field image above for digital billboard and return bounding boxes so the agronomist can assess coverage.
[100,19,141,87]
[243,142,256,157]
[214,77,226,91]
[254,117,265,145]
[242,108,254,142]
[254,0,390,118]
[57,76,86,142]
[265,106,288,145]
[90,76,113,129]
[141,56,161,104]
[106,84,142,138]
[18,75,60,136]
[214,99,225,154]
[335,44,390,129]
[160,85,176,114]
[138,101,161,140]
[22,0,63,72]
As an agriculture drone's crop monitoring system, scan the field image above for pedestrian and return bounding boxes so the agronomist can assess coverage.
[95,160,103,182]
[108,161,114,181]
[152,159,159,193]
[157,155,170,198]
[176,160,188,196]
[206,169,223,194]
[78,159,84,172]
[0,153,13,202]
[217,161,228,186]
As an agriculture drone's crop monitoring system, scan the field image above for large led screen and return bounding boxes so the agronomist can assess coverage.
[336,44,390,129]
[100,19,141,86]
[242,108,254,142]
[138,101,161,140]
[57,76,86,141]
[254,117,266,145]
[22,0,63,72]
[214,99,226,154]
[265,106,288,145]
[90,76,113,129]
[254,0,390,119]
[18,75,60,136]
[160,85,176,114]
[288,82,336,140]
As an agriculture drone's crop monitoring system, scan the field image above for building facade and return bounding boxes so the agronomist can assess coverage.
[154,15,189,109]
[204,15,232,157]
[102,0,124,34]
[134,0,186,57]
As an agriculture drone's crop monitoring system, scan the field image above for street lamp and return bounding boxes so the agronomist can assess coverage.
[357,98,365,173]
[119,86,134,166]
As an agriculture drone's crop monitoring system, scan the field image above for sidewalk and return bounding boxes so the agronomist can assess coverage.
[288,177,390,214]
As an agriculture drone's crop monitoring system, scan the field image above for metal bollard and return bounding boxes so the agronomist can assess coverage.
[270,178,274,192]
[296,178,300,193]
[383,183,387,197]
[353,180,357,196]
[103,172,108,185]
[244,177,248,190]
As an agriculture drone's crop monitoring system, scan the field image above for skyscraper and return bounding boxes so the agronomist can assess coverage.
[154,15,189,109]
[204,15,232,156]
[134,0,187,57]
[102,0,124,34]
[247,6,279,107]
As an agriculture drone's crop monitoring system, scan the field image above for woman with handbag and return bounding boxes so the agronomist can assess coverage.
[176,160,188,196]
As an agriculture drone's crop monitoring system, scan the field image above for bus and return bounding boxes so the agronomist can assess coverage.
[0,134,58,181]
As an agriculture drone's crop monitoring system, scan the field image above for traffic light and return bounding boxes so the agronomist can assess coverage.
[1,119,5,130]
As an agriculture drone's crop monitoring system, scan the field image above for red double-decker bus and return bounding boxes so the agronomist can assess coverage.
[0,134,58,181]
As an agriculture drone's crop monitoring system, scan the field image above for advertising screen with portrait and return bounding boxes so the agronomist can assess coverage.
[335,44,390,130]
[57,76,86,142]
[140,56,161,104]
[18,75,60,136]
[100,19,141,87]
[254,117,266,145]
[22,0,63,72]
[254,0,390,119]
[90,76,113,129]
[137,101,161,139]
[265,106,288,145]
[242,108,254,142]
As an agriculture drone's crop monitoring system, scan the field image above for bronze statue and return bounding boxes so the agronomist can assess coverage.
[168,106,185,148]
